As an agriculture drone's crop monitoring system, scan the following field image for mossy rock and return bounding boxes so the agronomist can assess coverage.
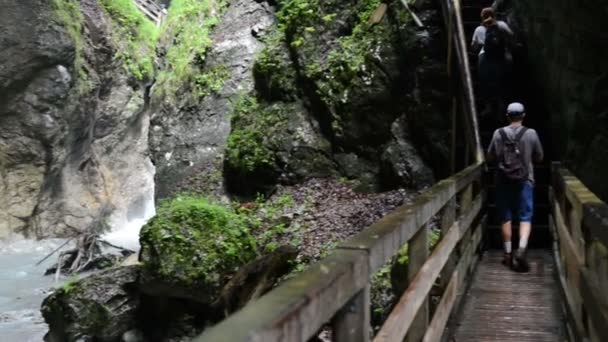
[224,95,335,196]
[139,195,258,303]
[41,266,140,342]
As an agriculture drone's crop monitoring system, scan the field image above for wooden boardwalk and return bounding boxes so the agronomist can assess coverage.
[449,250,565,342]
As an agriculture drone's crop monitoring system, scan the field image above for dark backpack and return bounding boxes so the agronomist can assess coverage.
[484,24,506,60]
[498,127,528,182]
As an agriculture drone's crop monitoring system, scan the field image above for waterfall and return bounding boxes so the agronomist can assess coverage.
[101,158,156,251]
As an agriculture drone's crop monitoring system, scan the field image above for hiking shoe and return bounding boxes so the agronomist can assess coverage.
[512,249,529,272]
[501,253,512,268]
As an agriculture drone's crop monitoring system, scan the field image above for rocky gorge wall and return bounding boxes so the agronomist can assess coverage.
[0,0,451,239]
[499,0,608,200]
[0,0,155,239]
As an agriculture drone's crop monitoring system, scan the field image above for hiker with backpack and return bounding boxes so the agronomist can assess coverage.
[471,7,514,119]
[487,103,544,272]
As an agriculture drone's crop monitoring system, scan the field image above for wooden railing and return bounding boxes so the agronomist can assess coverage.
[194,162,486,342]
[439,0,484,165]
[550,162,608,342]
[133,0,166,26]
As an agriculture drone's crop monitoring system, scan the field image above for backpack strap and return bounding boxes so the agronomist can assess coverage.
[498,127,528,143]
[498,128,509,142]
[514,127,528,143]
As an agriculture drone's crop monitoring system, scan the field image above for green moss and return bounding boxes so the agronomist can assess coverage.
[194,64,230,97]
[275,0,323,44]
[50,0,91,93]
[140,195,258,286]
[99,0,159,81]
[225,95,289,174]
[155,0,227,98]
[254,32,298,100]
[273,0,397,136]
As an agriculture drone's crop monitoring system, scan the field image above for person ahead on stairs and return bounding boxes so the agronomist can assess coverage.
[487,103,544,272]
[471,7,514,120]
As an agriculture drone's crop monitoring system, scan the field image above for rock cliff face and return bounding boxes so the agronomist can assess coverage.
[149,0,276,199]
[221,0,449,196]
[0,0,155,239]
[1,0,449,238]
[499,0,608,200]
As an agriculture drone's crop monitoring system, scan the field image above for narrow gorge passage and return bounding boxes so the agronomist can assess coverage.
[0,0,606,341]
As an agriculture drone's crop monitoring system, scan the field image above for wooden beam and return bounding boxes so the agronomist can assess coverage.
[368,3,388,25]
[551,233,588,342]
[332,285,371,342]
[406,224,430,342]
[341,163,483,273]
[583,203,608,247]
[423,217,484,342]
[194,250,369,342]
[374,195,482,342]
[580,269,608,342]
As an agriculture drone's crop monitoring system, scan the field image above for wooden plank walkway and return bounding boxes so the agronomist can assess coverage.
[449,250,565,342]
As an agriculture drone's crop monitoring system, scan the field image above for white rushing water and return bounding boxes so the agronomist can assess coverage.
[0,238,70,342]
[102,158,156,251]
[102,190,156,252]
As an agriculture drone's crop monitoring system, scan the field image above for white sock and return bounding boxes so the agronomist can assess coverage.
[504,241,512,254]
[519,238,528,250]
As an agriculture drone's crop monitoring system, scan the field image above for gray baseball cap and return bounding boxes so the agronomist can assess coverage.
[507,102,525,116]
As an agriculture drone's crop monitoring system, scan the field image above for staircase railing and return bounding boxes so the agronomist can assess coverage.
[550,162,608,342]
[133,0,166,26]
[194,162,485,342]
[439,0,484,165]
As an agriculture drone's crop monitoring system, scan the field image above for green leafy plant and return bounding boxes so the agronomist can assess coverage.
[99,0,160,80]
[225,95,290,174]
[194,64,231,97]
[155,0,228,98]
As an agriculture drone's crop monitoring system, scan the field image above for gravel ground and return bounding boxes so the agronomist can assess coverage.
[265,178,419,262]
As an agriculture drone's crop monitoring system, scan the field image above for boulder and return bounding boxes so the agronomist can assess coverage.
[138,195,258,305]
[41,265,140,342]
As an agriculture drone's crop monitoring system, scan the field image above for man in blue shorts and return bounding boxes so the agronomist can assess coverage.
[487,103,544,272]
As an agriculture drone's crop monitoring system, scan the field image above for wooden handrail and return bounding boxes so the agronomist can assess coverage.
[550,162,608,342]
[133,0,166,26]
[195,162,485,342]
[193,2,490,340]
[439,0,484,164]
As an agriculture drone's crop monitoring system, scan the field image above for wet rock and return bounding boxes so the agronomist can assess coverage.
[224,99,336,196]
[216,245,298,315]
[41,266,140,342]
[150,0,275,199]
[0,0,155,238]
[381,117,435,189]
[503,0,608,201]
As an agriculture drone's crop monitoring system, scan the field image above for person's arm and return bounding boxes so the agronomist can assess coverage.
[499,21,514,37]
[532,130,544,163]
[471,27,483,52]
[498,21,517,49]
[486,130,499,162]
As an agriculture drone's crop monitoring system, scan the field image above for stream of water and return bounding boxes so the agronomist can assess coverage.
[0,238,68,341]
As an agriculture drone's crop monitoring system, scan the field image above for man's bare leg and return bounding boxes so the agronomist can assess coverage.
[513,222,531,271]
[518,222,531,250]
[502,220,512,266]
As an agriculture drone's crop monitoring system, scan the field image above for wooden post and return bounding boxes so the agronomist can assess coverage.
[439,198,457,289]
[460,184,474,215]
[450,97,458,173]
[333,285,371,342]
[406,224,429,342]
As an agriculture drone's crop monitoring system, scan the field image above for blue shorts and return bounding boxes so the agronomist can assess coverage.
[496,180,534,223]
